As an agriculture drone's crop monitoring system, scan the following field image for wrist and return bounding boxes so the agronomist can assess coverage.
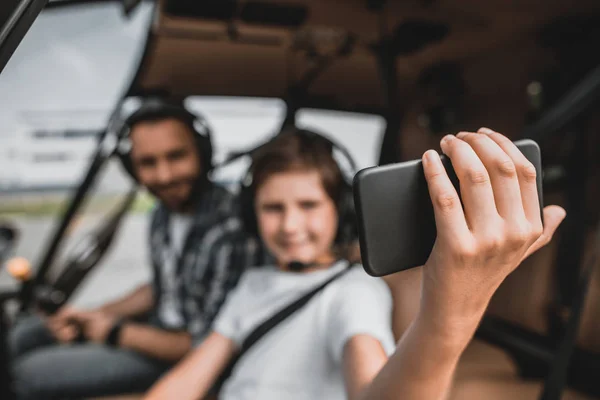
[117,321,138,349]
[419,274,493,339]
[414,303,484,353]
[98,305,119,317]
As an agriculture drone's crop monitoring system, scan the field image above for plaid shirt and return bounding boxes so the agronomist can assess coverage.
[148,183,264,345]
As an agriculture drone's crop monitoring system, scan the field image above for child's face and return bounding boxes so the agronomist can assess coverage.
[255,170,338,269]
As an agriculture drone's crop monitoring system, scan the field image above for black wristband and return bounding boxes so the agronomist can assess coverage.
[105,320,124,347]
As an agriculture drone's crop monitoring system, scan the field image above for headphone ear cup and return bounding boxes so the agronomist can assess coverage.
[239,183,258,237]
[335,183,358,245]
[116,145,137,182]
[194,134,213,176]
[190,114,214,176]
[204,135,213,172]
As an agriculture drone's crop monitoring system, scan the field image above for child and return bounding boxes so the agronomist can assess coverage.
[144,127,565,400]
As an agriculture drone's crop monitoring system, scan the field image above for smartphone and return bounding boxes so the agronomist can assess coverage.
[353,139,544,277]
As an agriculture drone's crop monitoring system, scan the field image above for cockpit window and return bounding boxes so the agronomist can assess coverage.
[296,108,385,170]
[0,2,154,292]
[185,96,288,188]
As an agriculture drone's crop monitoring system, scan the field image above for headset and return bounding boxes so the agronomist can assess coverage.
[115,98,214,182]
[238,128,359,251]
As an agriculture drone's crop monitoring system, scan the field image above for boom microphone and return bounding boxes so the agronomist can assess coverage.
[288,261,311,272]
[287,260,342,272]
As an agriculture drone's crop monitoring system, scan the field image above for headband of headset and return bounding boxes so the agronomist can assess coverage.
[239,127,359,247]
[116,98,214,182]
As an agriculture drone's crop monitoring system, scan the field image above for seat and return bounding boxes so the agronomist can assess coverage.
[450,378,596,400]
[453,340,518,382]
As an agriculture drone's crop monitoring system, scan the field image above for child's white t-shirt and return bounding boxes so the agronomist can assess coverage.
[213,261,396,400]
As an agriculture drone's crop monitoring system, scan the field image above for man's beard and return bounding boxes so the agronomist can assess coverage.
[147,175,206,213]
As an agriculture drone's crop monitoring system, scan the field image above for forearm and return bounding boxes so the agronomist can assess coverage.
[144,360,208,400]
[120,322,192,362]
[360,313,479,400]
[99,284,154,318]
[144,332,235,400]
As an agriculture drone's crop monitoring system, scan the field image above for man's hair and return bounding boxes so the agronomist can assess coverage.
[125,103,196,137]
[250,128,345,206]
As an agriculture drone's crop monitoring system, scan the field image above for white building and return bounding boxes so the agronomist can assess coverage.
[0,110,107,192]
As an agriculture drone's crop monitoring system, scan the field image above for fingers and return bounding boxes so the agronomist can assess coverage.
[49,307,88,332]
[53,306,78,321]
[439,134,500,232]
[456,131,525,221]
[479,127,542,227]
[55,324,80,343]
[70,313,92,325]
[427,129,557,260]
[47,315,68,331]
[521,205,566,261]
[422,149,470,240]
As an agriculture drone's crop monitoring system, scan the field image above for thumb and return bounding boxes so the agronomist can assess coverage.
[70,312,90,324]
[55,306,76,319]
[522,205,567,261]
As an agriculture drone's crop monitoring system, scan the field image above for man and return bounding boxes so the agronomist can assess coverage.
[9,99,262,399]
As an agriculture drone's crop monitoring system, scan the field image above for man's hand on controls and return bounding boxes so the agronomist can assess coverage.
[46,306,117,344]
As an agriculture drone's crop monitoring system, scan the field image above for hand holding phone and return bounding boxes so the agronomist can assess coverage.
[353,135,544,277]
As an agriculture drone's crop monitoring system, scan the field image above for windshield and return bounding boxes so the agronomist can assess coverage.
[296,108,385,170]
[182,99,385,188]
[186,96,288,188]
[0,2,386,307]
[0,2,154,296]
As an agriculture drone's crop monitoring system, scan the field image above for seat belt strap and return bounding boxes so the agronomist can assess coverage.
[213,265,352,391]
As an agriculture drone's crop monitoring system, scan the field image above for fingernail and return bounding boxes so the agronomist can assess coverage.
[440,135,453,150]
[441,134,454,144]
[424,150,440,165]
[478,127,495,135]
[456,131,468,139]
